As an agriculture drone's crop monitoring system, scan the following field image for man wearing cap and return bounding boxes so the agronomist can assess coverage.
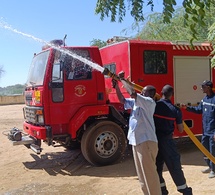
[154,85,193,195]
[182,80,215,179]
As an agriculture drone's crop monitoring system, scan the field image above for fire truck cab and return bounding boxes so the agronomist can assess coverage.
[17,42,128,166]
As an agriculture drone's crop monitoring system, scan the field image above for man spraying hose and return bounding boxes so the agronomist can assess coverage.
[112,71,161,195]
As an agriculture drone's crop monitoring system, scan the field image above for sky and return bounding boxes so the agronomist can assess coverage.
[0,0,183,88]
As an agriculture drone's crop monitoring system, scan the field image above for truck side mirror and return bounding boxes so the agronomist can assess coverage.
[52,63,63,83]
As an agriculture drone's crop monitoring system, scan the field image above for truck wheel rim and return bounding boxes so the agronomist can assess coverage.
[95,131,118,157]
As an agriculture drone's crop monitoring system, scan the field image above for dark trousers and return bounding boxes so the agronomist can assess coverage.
[156,137,192,195]
[201,134,215,171]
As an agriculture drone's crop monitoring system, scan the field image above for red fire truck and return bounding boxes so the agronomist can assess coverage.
[9,38,214,166]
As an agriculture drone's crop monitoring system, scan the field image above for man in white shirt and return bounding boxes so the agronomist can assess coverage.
[112,78,161,195]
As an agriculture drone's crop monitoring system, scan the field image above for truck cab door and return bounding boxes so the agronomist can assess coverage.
[48,49,104,134]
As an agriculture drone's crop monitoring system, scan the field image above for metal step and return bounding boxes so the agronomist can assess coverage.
[30,144,41,154]
[11,135,35,146]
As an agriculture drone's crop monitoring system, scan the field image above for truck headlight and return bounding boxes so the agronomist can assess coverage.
[38,115,44,124]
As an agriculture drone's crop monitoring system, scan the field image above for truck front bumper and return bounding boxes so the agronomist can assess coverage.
[23,121,47,140]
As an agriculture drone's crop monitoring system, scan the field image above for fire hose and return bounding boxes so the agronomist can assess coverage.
[102,67,215,164]
[183,121,215,164]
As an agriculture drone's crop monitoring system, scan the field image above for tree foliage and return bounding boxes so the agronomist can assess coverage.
[90,38,107,48]
[0,84,25,95]
[208,23,215,68]
[95,0,153,22]
[137,7,210,42]
[95,0,214,42]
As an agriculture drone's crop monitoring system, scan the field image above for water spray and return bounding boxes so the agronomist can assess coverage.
[0,20,142,93]
[0,21,105,73]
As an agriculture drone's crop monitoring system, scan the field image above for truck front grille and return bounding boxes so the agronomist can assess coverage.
[24,106,43,124]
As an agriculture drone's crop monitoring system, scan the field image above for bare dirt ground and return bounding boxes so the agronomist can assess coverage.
[0,104,215,195]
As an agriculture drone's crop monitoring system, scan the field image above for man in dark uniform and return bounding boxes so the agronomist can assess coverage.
[154,85,192,195]
[182,80,215,178]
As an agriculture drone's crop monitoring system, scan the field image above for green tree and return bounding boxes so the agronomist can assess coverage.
[95,0,214,42]
[208,23,215,68]
[0,84,25,95]
[137,7,210,42]
[90,38,107,48]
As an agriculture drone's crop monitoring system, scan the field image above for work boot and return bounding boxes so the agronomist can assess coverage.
[201,167,211,173]
[178,187,192,195]
[208,171,215,178]
[161,186,168,195]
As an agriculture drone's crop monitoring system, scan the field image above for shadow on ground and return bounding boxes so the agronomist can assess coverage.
[22,138,205,178]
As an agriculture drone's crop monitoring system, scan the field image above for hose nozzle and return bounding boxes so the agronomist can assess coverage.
[102,67,120,80]
[102,67,143,92]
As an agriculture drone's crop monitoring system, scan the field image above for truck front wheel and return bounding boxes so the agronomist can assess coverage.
[81,121,127,166]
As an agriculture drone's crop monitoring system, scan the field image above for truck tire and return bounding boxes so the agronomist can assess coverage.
[81,121,127,166]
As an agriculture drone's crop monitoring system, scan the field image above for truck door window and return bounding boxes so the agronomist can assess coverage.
[63,49,92,80]
[144,51,167,74]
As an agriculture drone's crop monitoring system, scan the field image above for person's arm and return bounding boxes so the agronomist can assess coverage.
[177,123,184,133]
[112,79,126,104]
[181,102,203,114]
[118,71,136,98]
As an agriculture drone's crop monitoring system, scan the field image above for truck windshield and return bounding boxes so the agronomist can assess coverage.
[26,50,50,86]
